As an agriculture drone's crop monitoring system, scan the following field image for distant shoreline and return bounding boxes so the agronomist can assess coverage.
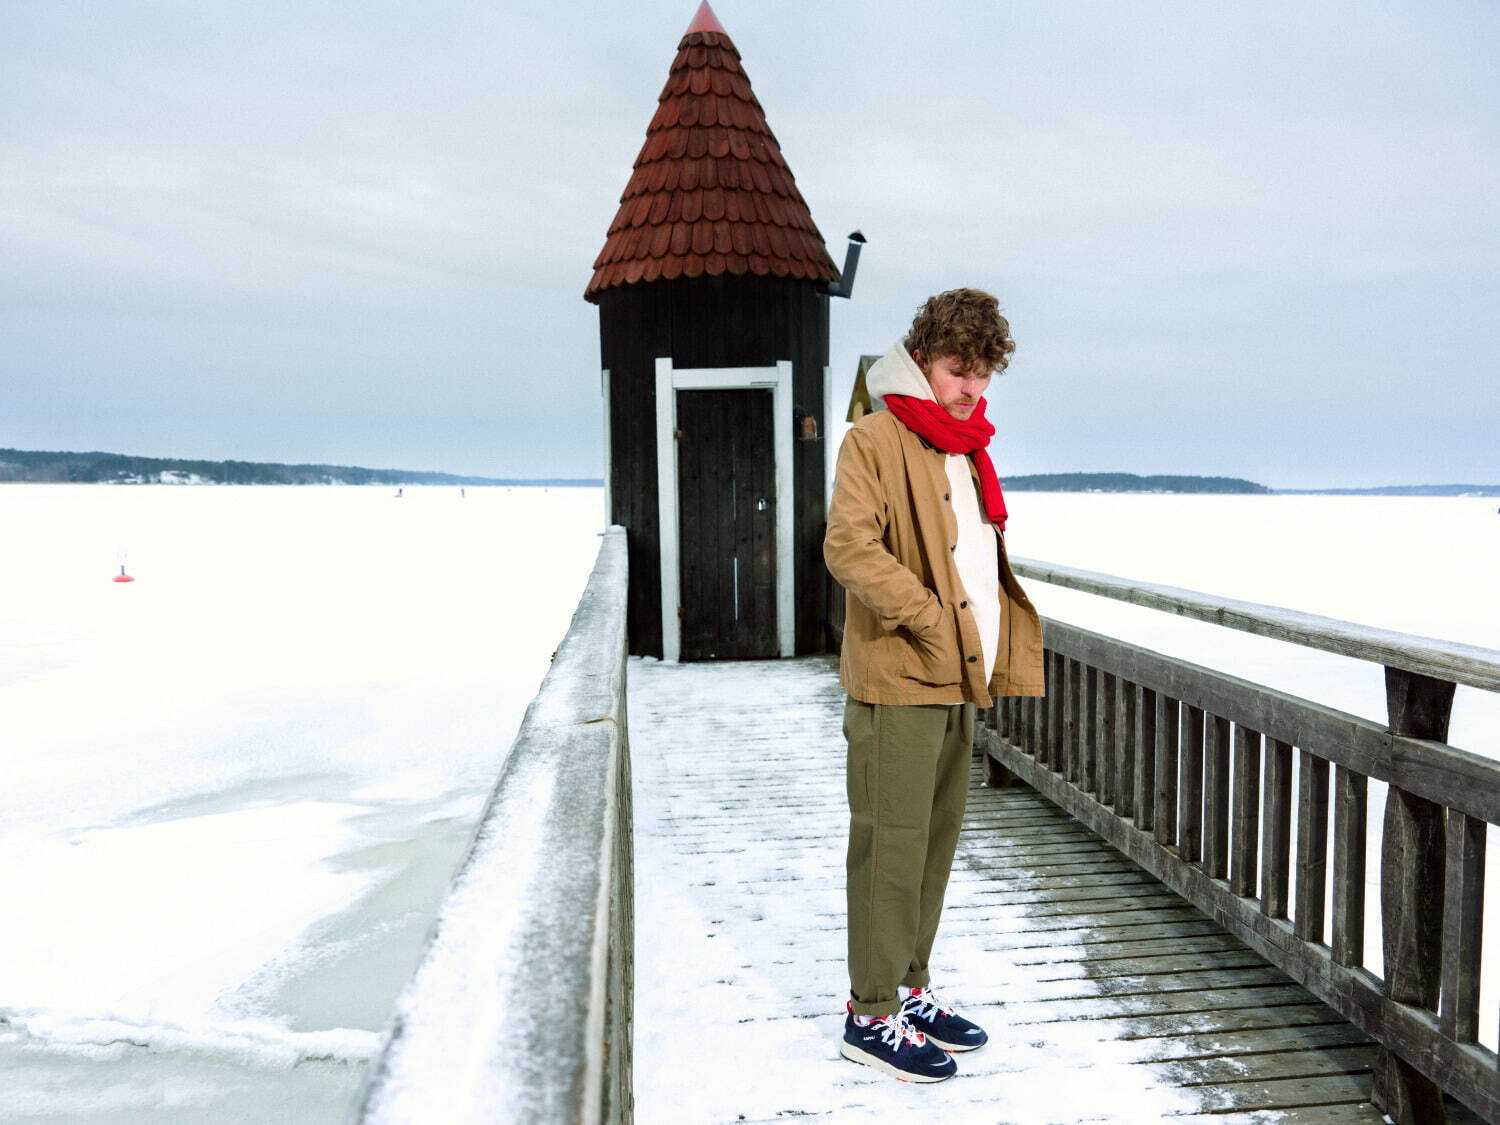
[0,448,1493,496]
[0,448,599,488]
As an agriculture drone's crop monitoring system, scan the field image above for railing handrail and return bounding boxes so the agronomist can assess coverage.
[352,526,632,1125]
[1010,556,1500,693]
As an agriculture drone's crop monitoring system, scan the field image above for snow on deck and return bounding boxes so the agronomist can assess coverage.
[629,655,1393,1124]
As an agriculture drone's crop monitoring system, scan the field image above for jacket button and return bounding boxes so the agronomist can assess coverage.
[949,544,956,552]
[960,601,968,609]
[943,492,950,501]
[967,655,977,663]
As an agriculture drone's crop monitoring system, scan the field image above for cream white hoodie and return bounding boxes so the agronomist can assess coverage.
[863,342,1002,686]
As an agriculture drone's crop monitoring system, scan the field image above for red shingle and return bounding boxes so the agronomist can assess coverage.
[584,16,838,301]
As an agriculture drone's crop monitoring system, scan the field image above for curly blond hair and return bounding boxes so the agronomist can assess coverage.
[903,288,1014,375]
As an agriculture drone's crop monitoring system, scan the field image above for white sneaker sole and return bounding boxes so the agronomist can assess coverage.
[925,1032,985,1053]
[839,1040,956,1083]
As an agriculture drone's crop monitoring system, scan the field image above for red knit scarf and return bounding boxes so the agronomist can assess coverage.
[884,395,1009,530]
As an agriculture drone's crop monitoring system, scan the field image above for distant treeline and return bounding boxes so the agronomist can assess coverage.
[0,448,600,488]
[1005,472,1270,494]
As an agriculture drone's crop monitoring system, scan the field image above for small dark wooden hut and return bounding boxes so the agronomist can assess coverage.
[586,1,842,662]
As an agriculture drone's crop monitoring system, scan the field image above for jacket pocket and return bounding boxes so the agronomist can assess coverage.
[901,602,962,686]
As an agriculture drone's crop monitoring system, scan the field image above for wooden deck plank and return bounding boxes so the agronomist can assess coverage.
[630,656,1397,1123]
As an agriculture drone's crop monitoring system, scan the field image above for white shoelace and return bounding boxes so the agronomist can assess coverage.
[871,1010,924,1048]
[904,986,956,1022]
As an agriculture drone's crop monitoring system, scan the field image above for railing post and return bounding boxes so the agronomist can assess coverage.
[1153,693,1179,848]
[1180,705,1205,863]
[1204,714,1230,879]
[1134,686,1156,832]
[1047,651,1064,771]
[1082,665,1099,794]
[1261,738,1293,918]
[986,704,1015,788]
[1064,658,1080,783]
[1372,667,1456,1125]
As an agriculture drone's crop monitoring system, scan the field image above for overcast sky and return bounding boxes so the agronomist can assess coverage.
[4,1,1496,487]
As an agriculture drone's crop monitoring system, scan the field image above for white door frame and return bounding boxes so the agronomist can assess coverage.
[600,367,612,520]
[655,357,795,663]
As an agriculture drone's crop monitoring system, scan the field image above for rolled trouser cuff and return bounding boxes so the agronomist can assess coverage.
[849,992,902,1018]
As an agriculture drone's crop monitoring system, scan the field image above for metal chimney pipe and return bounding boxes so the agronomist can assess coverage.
[825,231,866,298]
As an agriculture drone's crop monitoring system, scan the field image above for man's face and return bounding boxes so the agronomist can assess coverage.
[916,352,992,421]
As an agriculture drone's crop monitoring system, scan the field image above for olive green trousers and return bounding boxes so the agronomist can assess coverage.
[843,695,975,1018]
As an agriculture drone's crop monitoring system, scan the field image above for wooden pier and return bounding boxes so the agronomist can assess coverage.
[357,533,1498,1124]
[629,654,1484,1123]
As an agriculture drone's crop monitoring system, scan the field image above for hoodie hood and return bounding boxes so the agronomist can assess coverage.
[864,341,934,410]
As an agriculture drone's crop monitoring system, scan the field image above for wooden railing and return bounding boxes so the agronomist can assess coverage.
[980,558,1500,1125]
[352,527,632,1125]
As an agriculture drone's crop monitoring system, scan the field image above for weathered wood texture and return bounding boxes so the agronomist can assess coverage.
[677,387,778,660]
[1008,557,1500,692]
[629,654,1446,1123]
[1373,668,1458,1123]
[598,275,831,658]
[355,528,633,1125]
[987,613,1500,1125]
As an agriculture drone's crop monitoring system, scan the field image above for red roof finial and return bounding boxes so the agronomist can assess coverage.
[684,0,726,36]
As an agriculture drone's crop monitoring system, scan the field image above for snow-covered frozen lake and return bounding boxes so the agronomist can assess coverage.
[0,484,605,1122]
[2,485,1496,1119]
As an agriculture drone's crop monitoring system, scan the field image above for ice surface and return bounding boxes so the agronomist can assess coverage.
[3,485,1495,1118]
[0,483,603,1122]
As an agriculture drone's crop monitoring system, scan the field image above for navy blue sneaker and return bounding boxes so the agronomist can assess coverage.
[840,1001,957,1083]
[900,985,988,1052]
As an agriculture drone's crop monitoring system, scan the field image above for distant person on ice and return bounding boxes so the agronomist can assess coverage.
[823,287,1045,1083]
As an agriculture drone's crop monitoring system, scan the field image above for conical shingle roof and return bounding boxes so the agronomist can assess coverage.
[585,3,839,302]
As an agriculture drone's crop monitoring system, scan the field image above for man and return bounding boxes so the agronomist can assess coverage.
[824,288,1045,1083]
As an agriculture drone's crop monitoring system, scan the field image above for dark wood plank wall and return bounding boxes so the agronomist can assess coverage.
[597,274,830,659]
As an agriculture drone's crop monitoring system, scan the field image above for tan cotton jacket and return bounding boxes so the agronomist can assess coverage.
[824,408,1046,707]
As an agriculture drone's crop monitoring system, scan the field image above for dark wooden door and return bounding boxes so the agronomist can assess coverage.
[677,388,777,661]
